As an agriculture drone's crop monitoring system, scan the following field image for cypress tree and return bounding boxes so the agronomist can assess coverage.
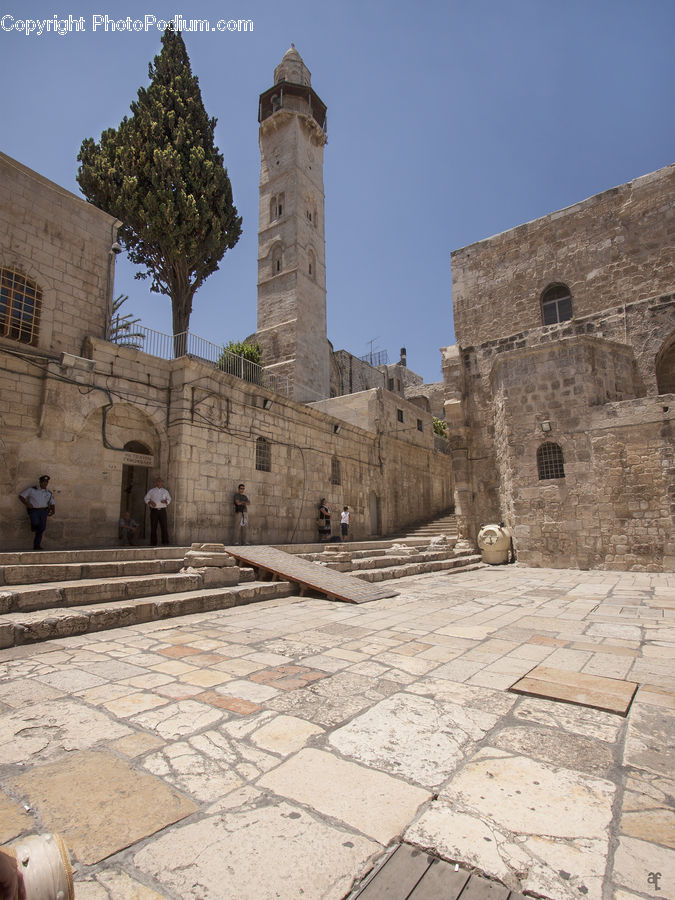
[77,26,242,348]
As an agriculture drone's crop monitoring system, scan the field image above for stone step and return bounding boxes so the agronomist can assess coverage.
[0,566,260,615]
[0,580,297,648]
[0,557,184,586]
[0,546,187,566]
[354,554,484,582]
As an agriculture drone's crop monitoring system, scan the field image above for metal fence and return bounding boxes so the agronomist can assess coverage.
[110,320,290,397]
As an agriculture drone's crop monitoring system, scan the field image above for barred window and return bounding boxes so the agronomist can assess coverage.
[256,436,271,472]
[537,442,565,480]
[331,456,341,485]
[541,283,573,325]
[0,268,42,345]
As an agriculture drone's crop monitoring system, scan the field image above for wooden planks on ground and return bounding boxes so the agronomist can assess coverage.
[509,664,638,715]
[224,545,399,604]
[352,843,525,900]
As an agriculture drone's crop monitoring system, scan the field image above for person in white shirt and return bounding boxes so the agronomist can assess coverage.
[340,506,350,542]
[144,477,171,546]
[19,474,55,550]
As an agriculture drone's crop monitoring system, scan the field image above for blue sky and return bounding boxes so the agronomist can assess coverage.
[2,0,674,383]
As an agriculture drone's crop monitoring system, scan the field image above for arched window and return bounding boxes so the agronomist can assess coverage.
[537,442,565,480]
[0,267,42,345]
[271,244,283,276]
[269,193,284,222]
[256,436,271,472]
[331,456,341,485]
[541,283,573,326]
[308,248,315,279]
[656,332,675,395]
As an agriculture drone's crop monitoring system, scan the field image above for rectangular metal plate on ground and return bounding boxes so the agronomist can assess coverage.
[223,546,399,604]
[509,665,638,716]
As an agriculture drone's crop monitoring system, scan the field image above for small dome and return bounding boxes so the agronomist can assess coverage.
[274,44,311,86]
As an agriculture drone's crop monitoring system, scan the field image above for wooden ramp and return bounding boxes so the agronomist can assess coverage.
[224,546,399,604]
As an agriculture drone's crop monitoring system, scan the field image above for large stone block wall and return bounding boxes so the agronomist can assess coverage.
[0,152,118,357]
[1,340,453,551]
[452,165,675,350]
[458,333,674,571]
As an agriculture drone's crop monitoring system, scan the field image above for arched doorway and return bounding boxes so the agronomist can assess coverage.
[656,332,675,394]
[120,441,153,541]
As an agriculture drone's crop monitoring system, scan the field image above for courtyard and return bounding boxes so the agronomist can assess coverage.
[0,564,673,899]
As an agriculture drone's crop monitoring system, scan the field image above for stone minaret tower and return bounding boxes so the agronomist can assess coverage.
[255,45,330,403]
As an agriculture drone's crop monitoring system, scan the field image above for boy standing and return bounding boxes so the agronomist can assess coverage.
[340,506,350,542]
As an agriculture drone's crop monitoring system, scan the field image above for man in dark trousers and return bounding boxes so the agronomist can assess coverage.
[18,474,55,550]
[233,483,249,545]
[144,476,171,545]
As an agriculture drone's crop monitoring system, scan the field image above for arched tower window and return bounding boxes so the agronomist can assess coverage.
[331,456,341,485]
[0,267,42,345]
[269,193,284,222]
[656,332,675,395]
[271,244,283,276]
[541,283,573,326]
[537,442,565,480]
[256,436,271,472]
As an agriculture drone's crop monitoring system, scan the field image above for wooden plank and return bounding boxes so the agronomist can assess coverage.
[355,844,433,900]
[224,545,399,604]
[407,857,470,900]
[510,665,637,715]
[458,873,510,900]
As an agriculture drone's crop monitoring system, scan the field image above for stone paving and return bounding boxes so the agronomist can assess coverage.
[0,565,673,900]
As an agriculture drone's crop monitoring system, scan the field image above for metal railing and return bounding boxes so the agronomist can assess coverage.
[110,320,290,397]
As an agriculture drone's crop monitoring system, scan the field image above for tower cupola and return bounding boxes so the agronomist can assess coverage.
[274,44,311,86]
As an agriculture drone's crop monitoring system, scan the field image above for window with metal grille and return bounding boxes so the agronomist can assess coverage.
[331,456,341,485]
[397,409,404,423]
[541,283,573,325]
[255,436,271,472]
[0,268,41,345]
[537,442,565,480]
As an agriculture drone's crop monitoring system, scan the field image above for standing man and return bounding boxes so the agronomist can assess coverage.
[18,474,55,550]
[233,483,249,545]
[340,505,350,542]
[144,477,171,546]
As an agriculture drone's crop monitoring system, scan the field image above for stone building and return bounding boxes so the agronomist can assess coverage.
[0,103,452,551]
[446,165,675,571]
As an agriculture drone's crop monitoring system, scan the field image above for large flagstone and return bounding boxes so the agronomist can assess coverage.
[406,746,615,900]
[7,750,197,865]
[134,797,379,900]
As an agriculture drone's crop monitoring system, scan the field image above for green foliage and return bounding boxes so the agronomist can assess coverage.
[77,26,242,340]
[109,294,145,350]
[433,417,447,437]
[218,340,263,383]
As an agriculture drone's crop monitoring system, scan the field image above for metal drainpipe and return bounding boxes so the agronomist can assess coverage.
[105,220,123,341]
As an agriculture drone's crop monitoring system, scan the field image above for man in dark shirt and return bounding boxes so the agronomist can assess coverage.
[233,483,249,545]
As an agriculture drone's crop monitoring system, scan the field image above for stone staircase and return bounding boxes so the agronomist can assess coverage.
[0,525,483,648]
[294,516,483,582]
[0,546,296,649]
[390,511,459,541]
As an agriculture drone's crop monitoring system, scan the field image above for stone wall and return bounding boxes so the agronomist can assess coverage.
[0,151,118,357]
[1,339,453,551]
[452,165,675,351]
[448,164,675,571]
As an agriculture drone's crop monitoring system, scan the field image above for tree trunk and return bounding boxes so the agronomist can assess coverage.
[171,286,193,358]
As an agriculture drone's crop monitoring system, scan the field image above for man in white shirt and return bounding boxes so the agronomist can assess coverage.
[144,477,171,546]
[18,474,55,550]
